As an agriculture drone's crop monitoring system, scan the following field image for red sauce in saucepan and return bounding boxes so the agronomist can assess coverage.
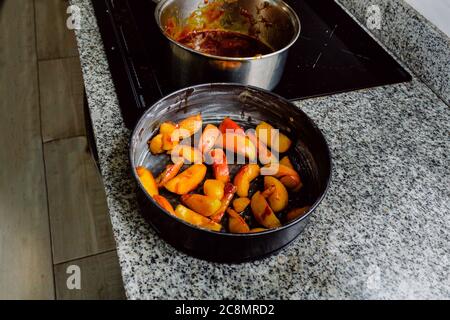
[177,30,274,58]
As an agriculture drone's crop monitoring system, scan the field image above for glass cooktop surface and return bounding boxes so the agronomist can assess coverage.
[92,0,411,128]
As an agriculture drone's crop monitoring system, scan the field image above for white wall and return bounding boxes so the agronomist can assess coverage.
[405,0,450,37]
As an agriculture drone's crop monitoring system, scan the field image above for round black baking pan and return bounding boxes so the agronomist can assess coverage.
[130,83,331,263]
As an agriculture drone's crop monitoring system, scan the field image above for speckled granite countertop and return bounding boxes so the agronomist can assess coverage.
[71,0,450,299]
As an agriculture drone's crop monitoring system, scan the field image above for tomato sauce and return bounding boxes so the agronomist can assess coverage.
[177,30,274,58]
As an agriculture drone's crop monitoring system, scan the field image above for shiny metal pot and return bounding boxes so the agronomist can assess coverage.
[154,0,301,90]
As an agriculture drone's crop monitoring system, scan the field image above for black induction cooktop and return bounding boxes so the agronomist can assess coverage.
[92,0,411,128]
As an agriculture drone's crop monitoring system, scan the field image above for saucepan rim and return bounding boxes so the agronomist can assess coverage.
[154,0,301,62]
[129,83,332,238]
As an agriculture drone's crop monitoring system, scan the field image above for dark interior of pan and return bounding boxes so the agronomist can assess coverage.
[130,84,332,262]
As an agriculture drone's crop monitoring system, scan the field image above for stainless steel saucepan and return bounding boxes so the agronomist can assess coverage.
[154,0,301,90]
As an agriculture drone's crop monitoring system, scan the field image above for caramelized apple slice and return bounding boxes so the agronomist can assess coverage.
[164,164,207,195]
[217,133,257,161]
[203,179,225,200]
[251,191,281,229]
[176,114,202,139]
[276,133,292,154]
[278,157,302,192]
[263,176,288,212]
[246,130,277,165]
[280,155,294,169]
[263,163,302,191]
[149,133,164,155]
[136,166,159,197]
[159,121,178,135]
[199,124,221,154]
[160,122,179,151]
[232,197,251,213]
[227,208,250,233]
[234,164,260,198]
[174,205,222,232]
[256,121,292,153]
[181,194,222,217]
[156,160,184,187]
[153,195,175,215]
[162,134,179,151]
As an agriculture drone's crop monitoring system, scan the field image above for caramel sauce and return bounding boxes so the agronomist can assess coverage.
[177,30,274,58]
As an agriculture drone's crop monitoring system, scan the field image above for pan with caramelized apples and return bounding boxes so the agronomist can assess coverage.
[130,84,331,262]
